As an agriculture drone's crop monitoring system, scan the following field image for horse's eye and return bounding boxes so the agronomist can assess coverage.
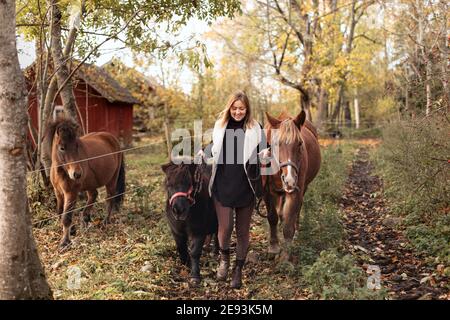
[59,145,65,152]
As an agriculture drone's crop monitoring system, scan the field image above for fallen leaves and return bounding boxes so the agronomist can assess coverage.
[341,148,449,300]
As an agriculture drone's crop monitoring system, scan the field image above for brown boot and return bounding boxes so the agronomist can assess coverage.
[216,249,230,281]
[230,259,245,289]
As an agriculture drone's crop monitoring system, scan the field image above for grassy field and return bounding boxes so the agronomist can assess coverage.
[30,138,385,300]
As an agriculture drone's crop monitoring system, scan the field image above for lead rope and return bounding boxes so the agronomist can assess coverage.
[190,162,205,205]
[252,152,268,219]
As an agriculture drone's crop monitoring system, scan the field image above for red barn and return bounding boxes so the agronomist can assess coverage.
[26,62,138,148]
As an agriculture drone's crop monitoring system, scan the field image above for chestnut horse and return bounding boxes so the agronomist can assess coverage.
[263,110,321,259]
[44,119,125,249]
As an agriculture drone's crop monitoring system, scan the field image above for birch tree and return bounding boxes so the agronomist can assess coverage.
[0,0,52,299]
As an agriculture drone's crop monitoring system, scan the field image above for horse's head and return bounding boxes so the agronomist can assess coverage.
[266,111,306,193]
[161,159,198,221]
[47,119,83,180]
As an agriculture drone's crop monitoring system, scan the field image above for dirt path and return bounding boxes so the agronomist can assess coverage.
[341,148,448,300]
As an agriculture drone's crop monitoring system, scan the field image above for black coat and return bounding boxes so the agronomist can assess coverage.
[211,118,265,208]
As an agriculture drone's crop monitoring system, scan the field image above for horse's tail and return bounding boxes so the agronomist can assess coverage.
[114,154,126,210]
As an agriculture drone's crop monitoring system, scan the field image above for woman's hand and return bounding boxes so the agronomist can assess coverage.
[196,149,206,158]
[258,148,271,161]
[194,149,206,164]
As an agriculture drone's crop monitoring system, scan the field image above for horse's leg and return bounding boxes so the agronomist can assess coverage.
[189,234,205,286]
[59,192,78,250]
[80,189,98,228]
[103,183,116,225]
[265,194,280,254]
[173,231,189,266]
[280,195,302,261]
[54,187,64,219]
[203,234,212,253]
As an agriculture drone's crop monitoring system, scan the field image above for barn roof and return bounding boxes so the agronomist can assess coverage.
[75,62,139,105]
[24,61,139,105]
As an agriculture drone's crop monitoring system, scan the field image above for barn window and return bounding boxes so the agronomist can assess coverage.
[53,105,64,120]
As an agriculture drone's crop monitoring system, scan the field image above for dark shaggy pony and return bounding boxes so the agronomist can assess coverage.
[161,160,218,286]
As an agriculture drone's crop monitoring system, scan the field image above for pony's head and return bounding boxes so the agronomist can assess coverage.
[266,111,306,193]
[161,158,198,221]
[45,119,83,180]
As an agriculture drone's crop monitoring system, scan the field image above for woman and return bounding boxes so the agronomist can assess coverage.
[207,90,267,289]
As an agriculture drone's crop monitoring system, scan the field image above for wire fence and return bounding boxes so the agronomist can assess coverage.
[31,184,149,227]
[28,138,166,176]
[29,123,384,226]
[29,134,207,226]
[28,131,212,176]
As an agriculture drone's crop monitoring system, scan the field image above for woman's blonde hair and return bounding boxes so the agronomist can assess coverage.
[218,90,254,129]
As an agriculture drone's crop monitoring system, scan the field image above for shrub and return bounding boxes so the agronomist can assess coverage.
[375,111,449,264]
[302,250,386,300]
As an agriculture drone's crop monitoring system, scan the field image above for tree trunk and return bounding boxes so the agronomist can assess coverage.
[34,37,49,184]
[332,0,357,124]
[344,100,352,128]
[163,102,172,157]
[49,0,80,124]
[425,59,431,116]
[301,91,312,122]
[0,0,52,299]
[315,87,328,130]
[354,95,360,129]
[331,85,344,124]
[41,0,83,179]
[440,7,449,107]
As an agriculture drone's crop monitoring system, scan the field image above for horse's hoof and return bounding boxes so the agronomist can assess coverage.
[189,277,201,288]
[268,243,281,254]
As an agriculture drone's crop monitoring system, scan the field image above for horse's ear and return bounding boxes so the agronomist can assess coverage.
[294,110,306,128]
[161,162,172,174]
[266,112,281,128]
[55,125,62,138]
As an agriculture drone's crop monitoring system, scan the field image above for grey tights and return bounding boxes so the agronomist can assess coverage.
[214,197,254,261]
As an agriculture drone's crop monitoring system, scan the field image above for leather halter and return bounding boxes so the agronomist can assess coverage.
[278,160,300,193]
[279,160,299,174]
[168,164,204,208]
[169,186,194,207]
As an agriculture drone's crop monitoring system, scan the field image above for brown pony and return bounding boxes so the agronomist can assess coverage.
[44,119,125,249]
[263,110,321,259]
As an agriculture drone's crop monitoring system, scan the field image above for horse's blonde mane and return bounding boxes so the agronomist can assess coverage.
[278,119,302,145]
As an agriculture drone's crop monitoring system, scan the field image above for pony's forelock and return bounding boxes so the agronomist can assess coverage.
[45,119,79,144]
[164,163,192,186]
